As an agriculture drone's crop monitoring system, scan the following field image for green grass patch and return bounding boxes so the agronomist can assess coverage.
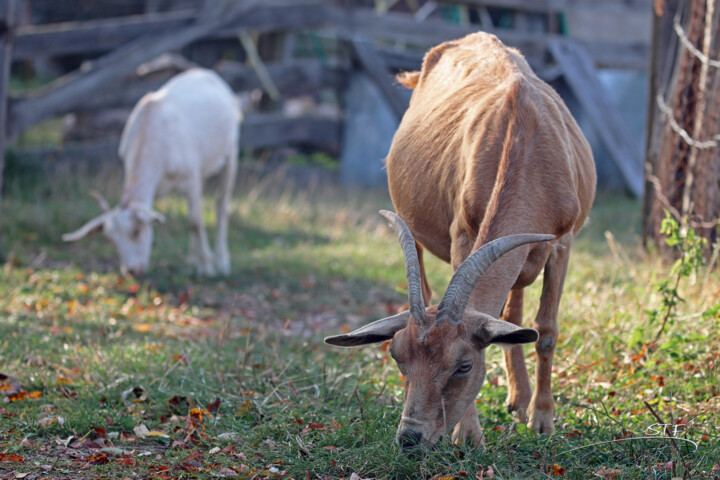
[0,167,719,479]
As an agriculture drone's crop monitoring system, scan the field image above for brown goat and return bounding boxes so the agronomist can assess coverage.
[326,32,596,449]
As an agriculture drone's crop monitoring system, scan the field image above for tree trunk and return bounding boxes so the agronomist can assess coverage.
[644,0,720,259]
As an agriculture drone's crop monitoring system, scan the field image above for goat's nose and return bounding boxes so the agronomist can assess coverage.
[127,267,145,278]
[397,429,423,450]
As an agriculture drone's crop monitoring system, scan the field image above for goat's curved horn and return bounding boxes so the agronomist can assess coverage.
[379,210,427,325]
[88,190,110,212]
[436,234,555,325]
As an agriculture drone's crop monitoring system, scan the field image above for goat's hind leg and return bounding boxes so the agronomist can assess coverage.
[187,175,216,276]
[502,288,532,423]
[215,148,238,275]
[528,235,573,434]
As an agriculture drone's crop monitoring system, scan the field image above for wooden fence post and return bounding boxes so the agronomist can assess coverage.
[0,0,17,205]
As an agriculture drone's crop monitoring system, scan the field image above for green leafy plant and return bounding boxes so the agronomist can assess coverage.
[647,211,707,342]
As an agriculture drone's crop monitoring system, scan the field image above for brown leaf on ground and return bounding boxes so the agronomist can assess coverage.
[37,415,64,427]
[218,467,239,477]
[122,386,147,403]
[595,467,622,479]
[0,453,24,463]
[69,438,104,449]
[116,455,137,466]
[547,464,566,477]
[207,397,221,414]
[83,452,109,466]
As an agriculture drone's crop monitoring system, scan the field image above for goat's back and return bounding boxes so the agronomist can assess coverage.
[386,32,595,261]
[120,69,240,180]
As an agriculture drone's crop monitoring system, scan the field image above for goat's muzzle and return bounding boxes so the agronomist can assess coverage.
[397,429,423,451]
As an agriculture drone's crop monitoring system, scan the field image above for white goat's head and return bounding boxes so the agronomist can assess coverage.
[325,211,552,450]
[62,192,165,277]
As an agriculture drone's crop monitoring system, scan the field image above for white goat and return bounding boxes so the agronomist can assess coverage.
[63,68,241,276]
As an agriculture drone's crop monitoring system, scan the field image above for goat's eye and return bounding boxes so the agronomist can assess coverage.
[454,361,473,375]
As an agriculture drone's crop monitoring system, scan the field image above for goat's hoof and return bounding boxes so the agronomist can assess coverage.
[506,404,529,424]
[215,259,231,276]
[528,409,555,434]
[197,264,217,276]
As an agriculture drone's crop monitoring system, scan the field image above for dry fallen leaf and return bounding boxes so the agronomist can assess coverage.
[595,466,622,479]
[37,415,64,427]
[0,453,24,463]
[548,464,566,477]
[133,423,150,437]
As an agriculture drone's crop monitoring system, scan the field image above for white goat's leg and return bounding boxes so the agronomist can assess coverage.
[187,178,216,276]
[214,150,237,275]
[452,403,485,447]
[528,236,572,434]
[501,288,531,423]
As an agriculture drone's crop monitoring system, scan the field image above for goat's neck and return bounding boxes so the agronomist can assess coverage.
[121,143,164,208]
[466,246,527,319]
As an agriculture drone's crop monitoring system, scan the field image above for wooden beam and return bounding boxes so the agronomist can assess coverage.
[8,60,348,115]
[10,113,342,160]
[12,3,335,60]
[216,59,347,98]
[241,112,341,153]
[350,39,408,120]
[9,0,262,139]
[549,39,644,197]
[12,3,648,71]
[435,0,566,13]
[0,0,17,205]
[12,10,193,59]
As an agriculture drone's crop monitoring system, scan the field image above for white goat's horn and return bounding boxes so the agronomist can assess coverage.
[88,189,111,212]
[436,234,555,325]
[379,210,427,325]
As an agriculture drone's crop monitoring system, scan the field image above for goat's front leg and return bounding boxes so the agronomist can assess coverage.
[451,403,485,446]
[214,150,237,275]
[528,235,572,434]
[502,288,531,423]
[187,178,216,276]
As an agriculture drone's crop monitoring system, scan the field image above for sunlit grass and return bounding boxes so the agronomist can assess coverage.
[0,164,719,479]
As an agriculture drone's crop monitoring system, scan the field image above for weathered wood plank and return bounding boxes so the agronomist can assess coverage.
[549,39,644,197]
[435,0,566,13]
[12,10,193,58]
[13,3,335,59]
[0,0,17,204]
[350,39,408,120]
[241,113,341,153]
[12,3,648,70]
[9,0,262,138]
[11,113,342,160]
[9,60,347,115]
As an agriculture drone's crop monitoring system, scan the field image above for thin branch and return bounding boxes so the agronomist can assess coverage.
[644,401,691,479]
[238,31,281,102]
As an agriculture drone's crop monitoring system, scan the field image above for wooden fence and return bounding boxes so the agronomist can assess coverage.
[0,0,652,196]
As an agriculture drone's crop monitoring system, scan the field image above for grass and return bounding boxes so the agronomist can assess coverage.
[0,162,719,480]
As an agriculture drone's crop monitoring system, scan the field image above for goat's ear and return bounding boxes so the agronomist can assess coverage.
[129,203,166,224]
[62,214,108,242]
[324,311,411,347]
[396,71,420,89]
[468,311,539,349]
